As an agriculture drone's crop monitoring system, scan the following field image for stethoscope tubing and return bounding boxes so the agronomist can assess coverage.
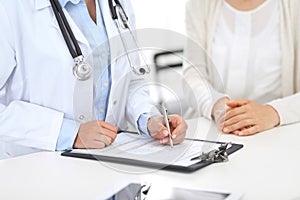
[50,0,83,59]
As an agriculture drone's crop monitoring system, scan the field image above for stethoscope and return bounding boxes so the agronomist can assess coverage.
[50,0,150,81]
[50,0,151,123]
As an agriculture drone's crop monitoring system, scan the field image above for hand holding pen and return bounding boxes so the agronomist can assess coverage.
[147,106,188,146]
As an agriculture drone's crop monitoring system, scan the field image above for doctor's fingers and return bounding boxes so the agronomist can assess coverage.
[160,132,185,145]
[147,116,169,139]
[150,125,169,140]
[97,126,117,142]
[97,120,118,133]
[93,134,113,146]
[96,121,118,141]
[170,123,187,144]
[159,129,186,145]
[85,140,106,149]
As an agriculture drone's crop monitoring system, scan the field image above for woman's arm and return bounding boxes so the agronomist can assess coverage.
[183,0,226,119]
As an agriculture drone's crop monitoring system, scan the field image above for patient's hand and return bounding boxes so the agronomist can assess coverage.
[222,100,280,136]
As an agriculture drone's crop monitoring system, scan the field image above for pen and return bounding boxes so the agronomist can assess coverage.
[161,102,173,148]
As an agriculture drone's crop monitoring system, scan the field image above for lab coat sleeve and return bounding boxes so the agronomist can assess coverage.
[122,0,161,131]
[0,3,64,151]
[183,0,226,119]
[125,74,160,134]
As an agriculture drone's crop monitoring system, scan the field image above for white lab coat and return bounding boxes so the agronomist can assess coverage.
[0,0,157,152]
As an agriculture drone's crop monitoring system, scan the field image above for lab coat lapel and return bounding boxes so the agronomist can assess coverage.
[36,1,90,57]
[52,11,90,53]
[35,0,89,51]
[35,0,51,10]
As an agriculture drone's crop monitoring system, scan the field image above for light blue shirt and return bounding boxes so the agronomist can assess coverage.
[56,0,151,151]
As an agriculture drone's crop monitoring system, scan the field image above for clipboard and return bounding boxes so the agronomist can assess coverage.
[61,133,243,173]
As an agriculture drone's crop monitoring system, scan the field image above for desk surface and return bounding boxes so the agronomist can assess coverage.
[0,118,299,200]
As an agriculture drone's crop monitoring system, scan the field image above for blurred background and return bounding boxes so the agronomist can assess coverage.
[131,0,187,36]
[130,0,195,118]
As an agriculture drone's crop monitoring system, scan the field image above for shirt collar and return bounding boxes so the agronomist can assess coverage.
[58,0,81,8]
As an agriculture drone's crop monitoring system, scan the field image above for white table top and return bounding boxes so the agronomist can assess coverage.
[0,118,299,200]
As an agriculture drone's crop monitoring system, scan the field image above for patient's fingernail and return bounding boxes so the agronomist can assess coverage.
[172,134,176,139]
[160,139,163,144]
[223,127,229,132]
[163,130,169,137]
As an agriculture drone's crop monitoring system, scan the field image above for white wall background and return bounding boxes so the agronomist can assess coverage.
[131,0,188,41]
[131,0,187,33]
[130,0,192,116]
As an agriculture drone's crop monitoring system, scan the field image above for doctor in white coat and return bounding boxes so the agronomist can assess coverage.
[0,0,187,155]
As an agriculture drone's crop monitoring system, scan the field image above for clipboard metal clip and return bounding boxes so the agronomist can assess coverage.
[134,183,151,200]
[192,143,231,163]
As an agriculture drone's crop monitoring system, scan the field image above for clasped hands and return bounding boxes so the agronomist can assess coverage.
[73,115,187,149]
[213,98,280,136]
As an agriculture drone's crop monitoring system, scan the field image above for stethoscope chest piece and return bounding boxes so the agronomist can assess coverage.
[73,56,92,81]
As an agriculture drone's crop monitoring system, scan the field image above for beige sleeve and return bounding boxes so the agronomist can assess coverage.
[183,0,226,119]
[267,93,300,125]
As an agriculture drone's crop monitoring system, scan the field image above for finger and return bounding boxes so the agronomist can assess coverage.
[226,99,250,108]
[223,119,254,133]
[94,134,112,146]
[237,125,259,136]
[223,114,249,127]
[159,136,170,145]
[168,115,188,132]
[233,130,240,135]
[169,123,187,145]
[98,126,117,141]
[169,115,188,132]
[224,106,247,121]
[97,121,118,133]
[160,130,186,145]
[159,115,187,145]
[168,115,185,127]
[78,138,106,149]
[88,140,106,149]
[151,125,169,140]
[172,130,186,144]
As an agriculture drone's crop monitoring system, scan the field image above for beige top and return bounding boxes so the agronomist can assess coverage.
[183,0,300,125]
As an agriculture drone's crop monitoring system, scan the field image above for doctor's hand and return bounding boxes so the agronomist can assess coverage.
[147,115,188,145]
[222,100,280,136]
[73,120,118,149]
